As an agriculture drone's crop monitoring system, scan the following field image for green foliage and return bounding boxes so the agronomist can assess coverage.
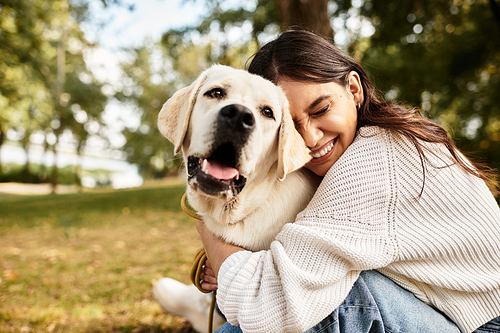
[0,0,109,187]
[359,0,500,170]
[114,42,183,179]
[162,0,279,51]
[0,163,79,184]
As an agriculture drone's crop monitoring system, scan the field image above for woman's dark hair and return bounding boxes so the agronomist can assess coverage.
[248,30,497,195]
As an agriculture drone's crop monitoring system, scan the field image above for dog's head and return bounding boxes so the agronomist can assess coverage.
[158,65,310,202]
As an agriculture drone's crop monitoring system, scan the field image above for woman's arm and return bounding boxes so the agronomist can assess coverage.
[196,219,245,289]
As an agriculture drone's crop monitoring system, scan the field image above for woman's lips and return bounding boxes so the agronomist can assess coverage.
[309,138,337,163]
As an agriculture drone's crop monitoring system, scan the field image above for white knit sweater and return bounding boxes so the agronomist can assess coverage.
[216,126,500,333]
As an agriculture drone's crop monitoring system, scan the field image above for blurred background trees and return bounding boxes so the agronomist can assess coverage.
[0,0,108,189]
[362,0,500,171]
[1,0,499,188]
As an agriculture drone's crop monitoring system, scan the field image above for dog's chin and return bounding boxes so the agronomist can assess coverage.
[187,155,247,201]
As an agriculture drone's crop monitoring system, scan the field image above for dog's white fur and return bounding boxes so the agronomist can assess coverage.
[158,65,320,251]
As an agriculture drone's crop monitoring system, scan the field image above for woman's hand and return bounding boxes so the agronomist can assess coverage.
[200,258,218,291]
[196,219,245,279]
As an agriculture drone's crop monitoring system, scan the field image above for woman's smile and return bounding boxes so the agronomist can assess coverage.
[309,138,336,162]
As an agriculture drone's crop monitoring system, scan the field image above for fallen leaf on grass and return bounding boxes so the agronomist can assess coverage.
[3,268,19,281]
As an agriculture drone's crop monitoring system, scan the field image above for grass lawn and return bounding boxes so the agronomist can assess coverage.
[0,180,202,332]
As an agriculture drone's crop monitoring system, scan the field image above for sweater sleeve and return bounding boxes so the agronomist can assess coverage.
[216,127,399,333]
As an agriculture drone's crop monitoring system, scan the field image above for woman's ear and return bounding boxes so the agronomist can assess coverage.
[348,71,364,107]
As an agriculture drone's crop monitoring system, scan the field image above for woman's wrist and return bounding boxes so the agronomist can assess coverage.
[196,219,245,277]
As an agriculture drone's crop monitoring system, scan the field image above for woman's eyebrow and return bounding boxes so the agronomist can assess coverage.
[306,94,331,113]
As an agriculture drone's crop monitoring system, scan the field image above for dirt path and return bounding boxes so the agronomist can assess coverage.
[0,182,79,195]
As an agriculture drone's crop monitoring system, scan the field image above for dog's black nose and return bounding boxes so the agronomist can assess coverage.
[219,104,255,132]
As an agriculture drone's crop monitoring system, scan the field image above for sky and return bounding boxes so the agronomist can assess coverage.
[82,0,207,86]
[83,0,207,50]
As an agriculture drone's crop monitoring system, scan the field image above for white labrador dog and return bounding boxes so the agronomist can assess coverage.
[158,65,320,251]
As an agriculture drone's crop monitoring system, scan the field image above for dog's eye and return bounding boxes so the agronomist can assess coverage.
[204,88,225,99]
[261,106,274,119]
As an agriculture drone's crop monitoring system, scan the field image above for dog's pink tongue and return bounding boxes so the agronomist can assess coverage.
[205,160,239,180]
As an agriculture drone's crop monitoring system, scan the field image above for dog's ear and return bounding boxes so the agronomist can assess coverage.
[277,105,311,181]
[157,74,207,154]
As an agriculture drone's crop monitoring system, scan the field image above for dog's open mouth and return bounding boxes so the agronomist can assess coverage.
[187,143,247,199]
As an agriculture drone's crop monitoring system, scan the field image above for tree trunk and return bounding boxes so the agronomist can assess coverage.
[39,137,48,183]
[21,135,31,182]
[277,0,333,39]
[0,126,4,168]
[490,0,500,33]
[50,24,67,193]
[75,140,84,191]
[49,139,59,193]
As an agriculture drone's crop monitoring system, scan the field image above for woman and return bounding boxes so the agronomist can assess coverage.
[197,30,500,332]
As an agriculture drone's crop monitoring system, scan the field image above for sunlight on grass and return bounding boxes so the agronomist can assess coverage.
[0,182,201,332]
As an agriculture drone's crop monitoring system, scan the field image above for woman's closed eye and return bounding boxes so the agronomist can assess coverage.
[311,104,330,117]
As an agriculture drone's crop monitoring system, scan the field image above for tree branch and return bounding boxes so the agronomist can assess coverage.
[490,0,500,35]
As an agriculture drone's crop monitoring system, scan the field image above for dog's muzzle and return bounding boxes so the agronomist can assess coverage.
[187,104,253,200]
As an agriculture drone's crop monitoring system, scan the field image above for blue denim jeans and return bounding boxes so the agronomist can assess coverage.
[474,317,500,333]
[215,270,464,333]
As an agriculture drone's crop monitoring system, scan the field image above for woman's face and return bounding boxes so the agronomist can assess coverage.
[278,72,362,176]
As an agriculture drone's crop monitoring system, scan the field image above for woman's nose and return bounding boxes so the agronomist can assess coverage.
[300,124,322,149]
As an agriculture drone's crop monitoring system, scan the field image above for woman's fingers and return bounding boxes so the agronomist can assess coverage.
[201,281,218,292]
[201,258,218,290]
[200,271,218,291]
[201,271,217,284]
